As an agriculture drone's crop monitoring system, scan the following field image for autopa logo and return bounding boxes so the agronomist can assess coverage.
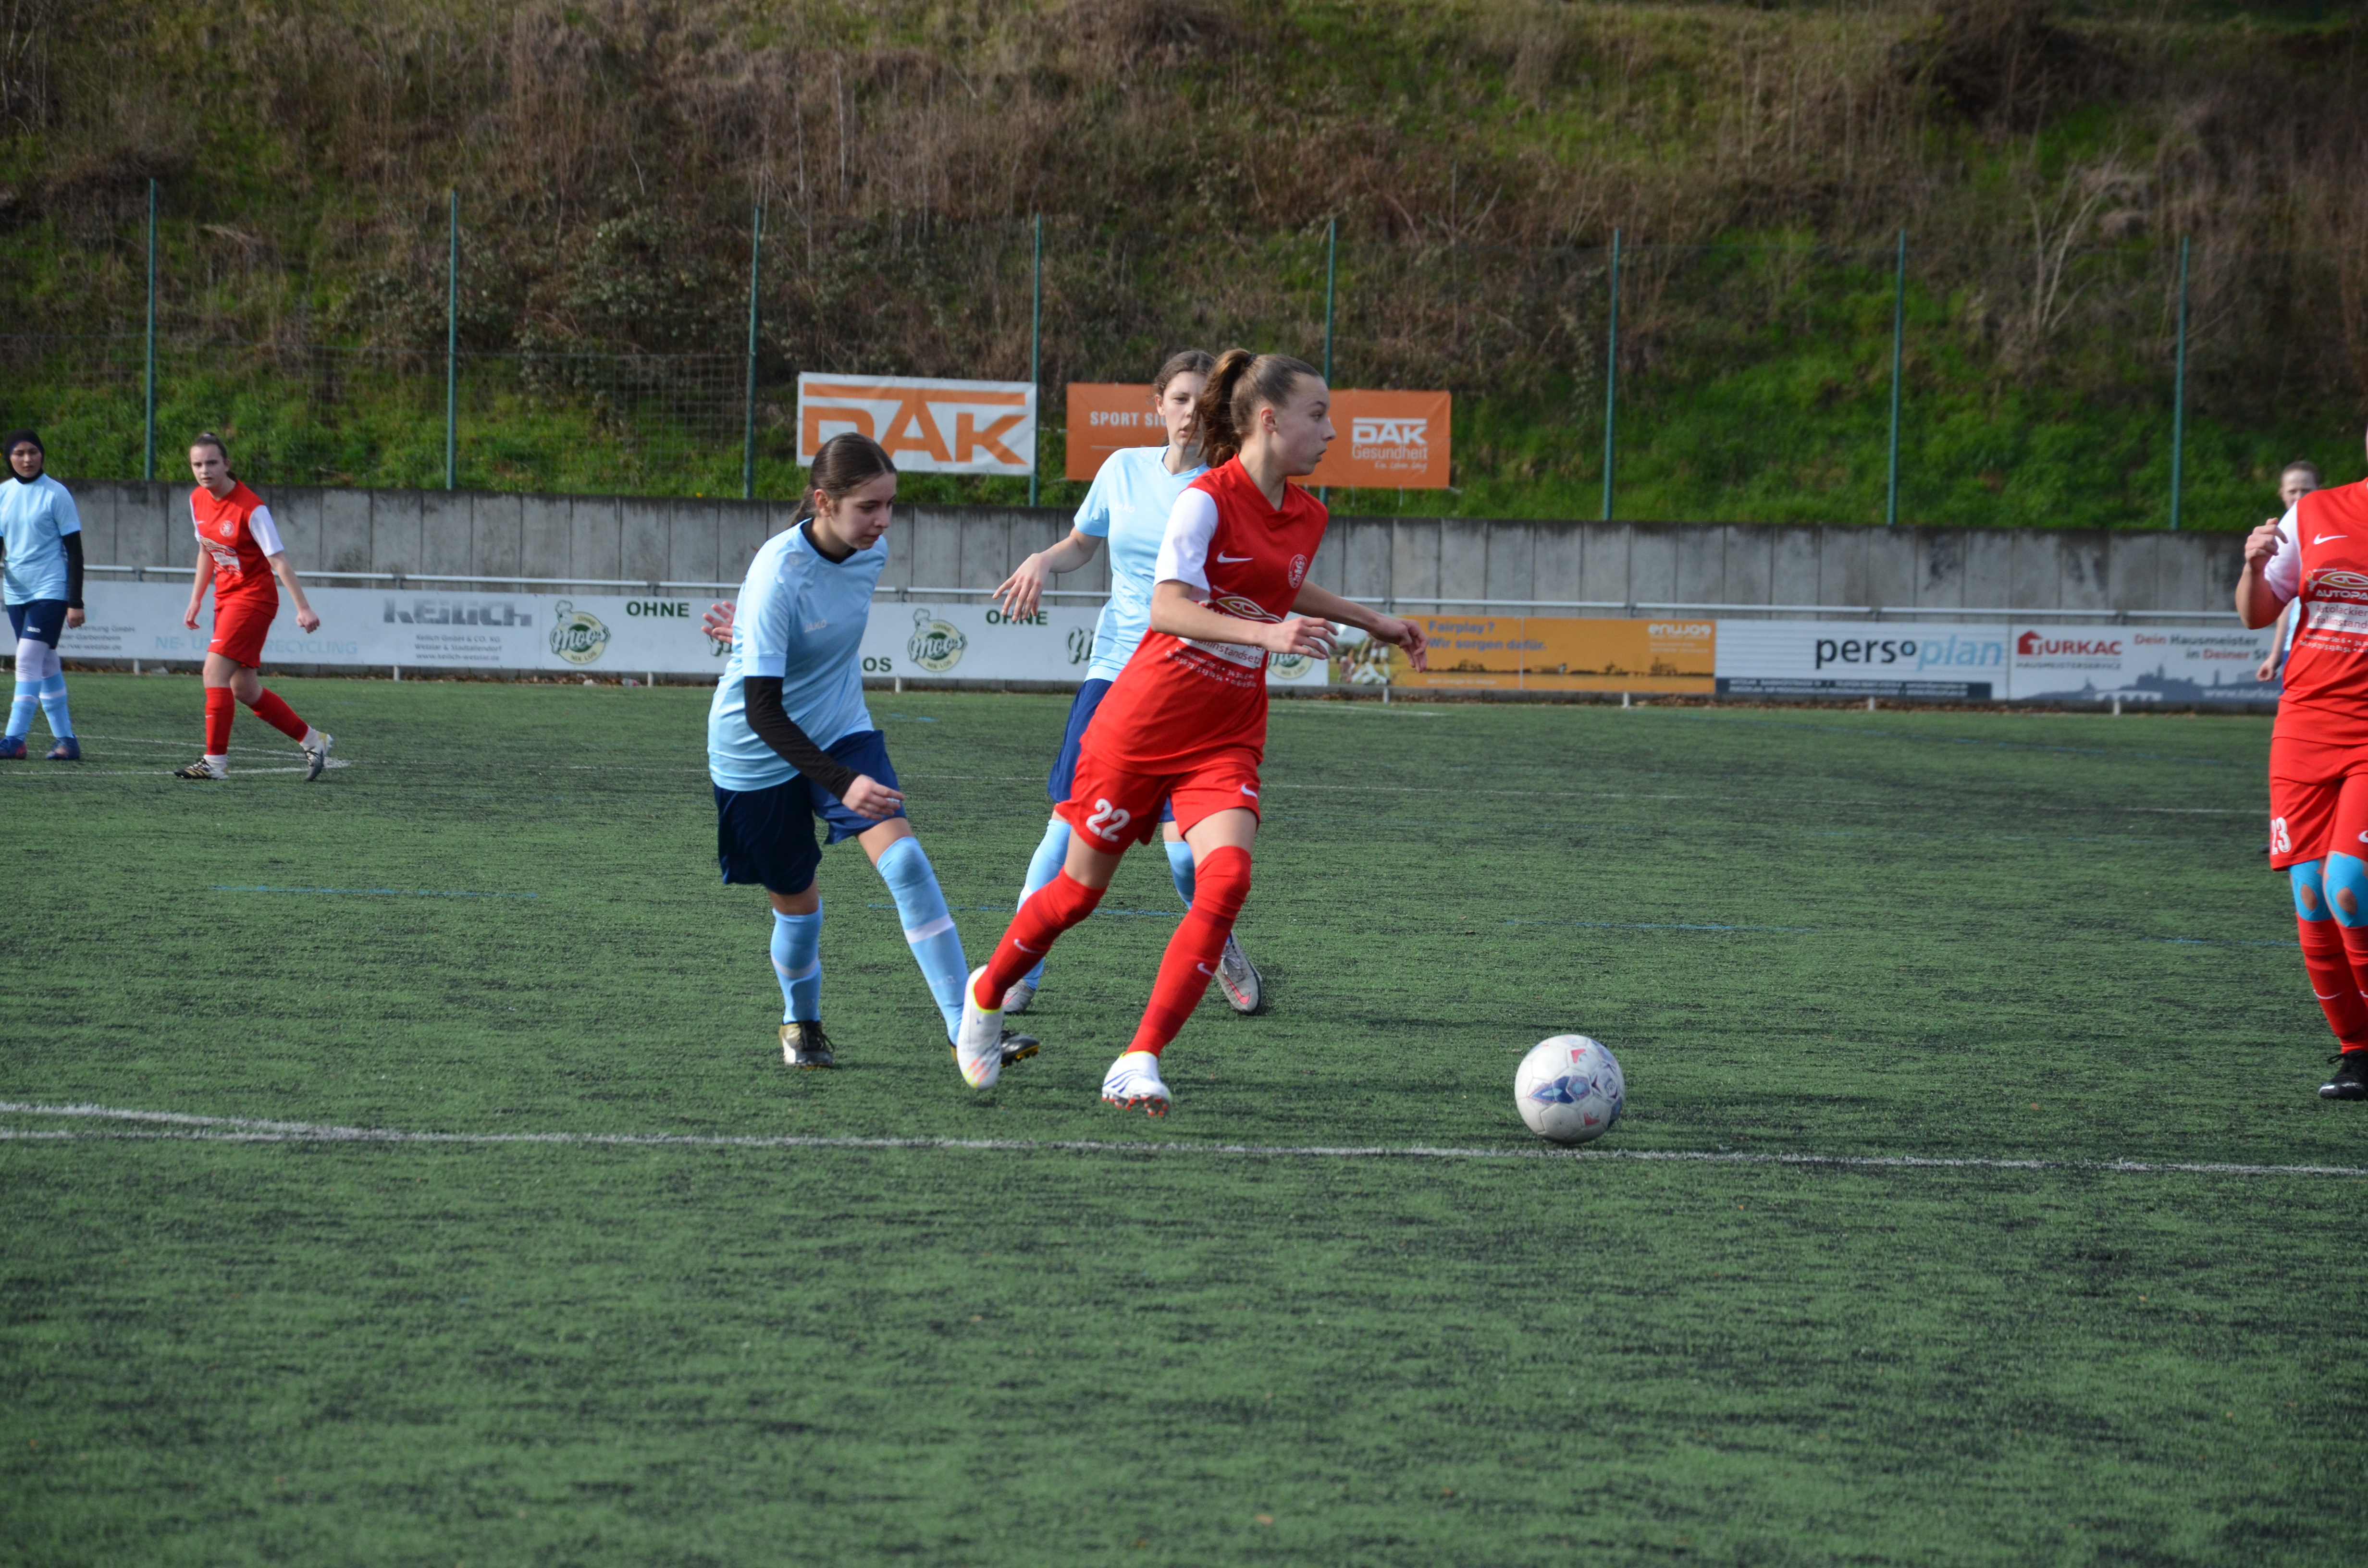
[1351,417,1428,447]
[2017,631,2123,658]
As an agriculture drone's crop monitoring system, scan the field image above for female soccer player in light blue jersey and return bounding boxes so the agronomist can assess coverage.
[988,349,1266,1017]
[0,429,83,761]
[708,432,1033,1071]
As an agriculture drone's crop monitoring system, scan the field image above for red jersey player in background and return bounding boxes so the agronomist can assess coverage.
[2239,426,2368,1098]
[174,433,332,782]
[953,349,1429,1113]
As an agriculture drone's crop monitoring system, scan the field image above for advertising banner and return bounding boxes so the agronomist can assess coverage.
[1332,613,1715,694]
[62,582,1326,686]
[2005,624,2278,703]
[1711,619,2278,702]
[1063,384,1452,488]
[797,374,1036,476]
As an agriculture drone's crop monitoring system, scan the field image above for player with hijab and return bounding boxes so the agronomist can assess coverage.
[2239,428,2368,1098]
[173,434,331,781]
[952,350,1429,1112]
[0,429,83,760]
[710,431,1034,1070]
[990,349,1268,1017]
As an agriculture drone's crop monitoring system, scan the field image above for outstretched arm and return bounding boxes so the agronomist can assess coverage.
[1150,579,1336,658]
[1289,583,1429,670]
[994,527,1103,619]
[269,553,321,632]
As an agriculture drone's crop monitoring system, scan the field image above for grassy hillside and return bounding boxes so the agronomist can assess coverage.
[1,1,2363,526]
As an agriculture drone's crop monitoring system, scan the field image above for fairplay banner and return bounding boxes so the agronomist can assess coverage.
[1064,384,1451,488]
[797,374,1036,476]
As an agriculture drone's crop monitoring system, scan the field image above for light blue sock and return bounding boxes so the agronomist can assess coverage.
[37,672,72,739]
[1015,816,1071,987]
[876,835,968,1041]
[1165,837,1198,906]
[771,906,823,1023]
[5,679,34,741]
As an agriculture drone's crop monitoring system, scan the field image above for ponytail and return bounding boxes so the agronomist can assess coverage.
[1191,349,1321,469]
[798,432,896,522]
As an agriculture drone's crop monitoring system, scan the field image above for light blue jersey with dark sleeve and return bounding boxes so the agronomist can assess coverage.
[0,474,81,605]
[707,523,887,792]
[1074,445,1206,681]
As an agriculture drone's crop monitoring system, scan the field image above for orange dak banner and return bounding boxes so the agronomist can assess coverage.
[1065,384,1451,488]
[1337,614,1716,695]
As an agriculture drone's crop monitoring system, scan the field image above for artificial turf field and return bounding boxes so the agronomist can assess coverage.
[3,675,2364,1567]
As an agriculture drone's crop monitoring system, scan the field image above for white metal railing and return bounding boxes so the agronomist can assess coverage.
[82,565,2239,620]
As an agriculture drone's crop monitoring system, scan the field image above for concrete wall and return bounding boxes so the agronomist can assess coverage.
[71,482,2246,617]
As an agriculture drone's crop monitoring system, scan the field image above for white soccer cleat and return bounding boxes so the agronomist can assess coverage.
[1100,1051,1171,1117]
[1000,977,1037,1015]
[302,729,333,782]
[1215,933,1264,1014]
[954,966,1006,1089]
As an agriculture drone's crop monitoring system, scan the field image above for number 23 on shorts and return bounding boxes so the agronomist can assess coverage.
[1085,797,1133,842]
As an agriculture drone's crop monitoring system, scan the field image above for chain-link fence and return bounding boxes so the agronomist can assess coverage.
[1,215,2348,531]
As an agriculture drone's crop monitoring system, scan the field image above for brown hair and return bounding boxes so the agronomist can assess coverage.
[189,430,234,477]
[2283,459,2323,486]
[1192,349,1321,468]
[1151,348,1216,396]
[799,431,896,521]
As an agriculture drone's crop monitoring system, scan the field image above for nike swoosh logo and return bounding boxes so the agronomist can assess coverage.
[1215,552,1253,563]
[1240,785,1258,796]
[2319,535,2350,544]
[1196,963,1216,977]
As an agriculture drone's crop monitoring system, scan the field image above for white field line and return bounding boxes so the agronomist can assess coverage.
[1,760,349,778]
[0,1103,2358,1179]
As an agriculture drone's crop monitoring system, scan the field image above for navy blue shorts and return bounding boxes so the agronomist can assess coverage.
[7,599,67,648]
[715,729,903,896]
[1049,678,1172,824]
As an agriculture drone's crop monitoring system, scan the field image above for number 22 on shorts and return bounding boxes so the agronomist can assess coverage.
[1085,797,1133,842]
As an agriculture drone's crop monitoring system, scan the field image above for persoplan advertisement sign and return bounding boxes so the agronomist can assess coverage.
[1064,384,1451,488]
[797,374,1036,476]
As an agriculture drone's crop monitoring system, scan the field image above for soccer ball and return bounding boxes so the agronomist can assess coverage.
[1514,1034,1625,1145]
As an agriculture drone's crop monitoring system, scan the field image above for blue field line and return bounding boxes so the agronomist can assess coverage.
[866,901,1180,920]
[213,885,539,900]
[1507,918,1822,934]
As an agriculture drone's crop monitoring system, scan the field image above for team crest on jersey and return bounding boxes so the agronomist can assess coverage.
[548,600,611,664]
[907,609,968,673]
[220,522,237,538]
[1288,553,1308,588]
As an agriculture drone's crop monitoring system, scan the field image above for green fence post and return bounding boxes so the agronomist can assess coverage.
[2169,235,2189,532]
[1028,213,1043,507]
[742,201,764,501]
[143,178,157,482]
[1602,228,1621,524]
[1320,217,1337,504]
[1886,230,1906,527]
[444,190,458,491]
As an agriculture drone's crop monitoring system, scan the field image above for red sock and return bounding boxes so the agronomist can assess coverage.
[245,688,308,741]
[2303,918,2368,1048]
[204,687,235,754]
[1128,846,1251,1056]
[975,871,1104,1007]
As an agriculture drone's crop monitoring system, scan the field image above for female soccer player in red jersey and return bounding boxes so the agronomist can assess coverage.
[952,350,1429,1112]
[2239,429,2368,1099]
[174,434,332,781]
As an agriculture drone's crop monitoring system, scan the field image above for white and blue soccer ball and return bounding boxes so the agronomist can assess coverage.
[1515,1034,1625,1145]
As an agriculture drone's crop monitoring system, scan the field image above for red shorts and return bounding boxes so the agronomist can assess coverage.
[2268,734,2368,868]
[1056,742,1263,850]
[209,592,278,668]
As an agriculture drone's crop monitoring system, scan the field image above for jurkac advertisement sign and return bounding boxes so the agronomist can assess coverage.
[61,584,2275,701]
[1065,384,1452,489]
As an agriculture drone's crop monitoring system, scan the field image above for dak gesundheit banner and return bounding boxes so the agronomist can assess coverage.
[798,374,1036,477]
[1064,384,1451,488]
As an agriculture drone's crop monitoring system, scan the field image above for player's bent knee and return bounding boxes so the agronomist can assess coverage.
[1192,845,1252,921]
[2294,859,2331,919]
[2326,853,2368,926]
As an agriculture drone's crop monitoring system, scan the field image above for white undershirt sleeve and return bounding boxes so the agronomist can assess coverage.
[1153,488,1219,595]
[248,504,285,558]
[2262,505,2302,604]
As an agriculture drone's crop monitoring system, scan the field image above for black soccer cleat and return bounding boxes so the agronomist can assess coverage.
[781,1020,836,1070]
[998,1026,1040,1068]
[2319,1051,2368,1101]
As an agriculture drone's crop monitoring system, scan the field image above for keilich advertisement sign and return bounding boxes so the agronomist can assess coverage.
[1332,614,1715,694]
[1064,385,1452,489]
[797,374,1036,477]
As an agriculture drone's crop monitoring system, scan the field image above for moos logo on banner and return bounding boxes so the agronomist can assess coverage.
[799,373,1036,476]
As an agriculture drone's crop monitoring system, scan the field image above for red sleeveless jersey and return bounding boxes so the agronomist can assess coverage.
[1087,457,1330,769]
[2275,482,2368,749]
[190,482,282,603]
